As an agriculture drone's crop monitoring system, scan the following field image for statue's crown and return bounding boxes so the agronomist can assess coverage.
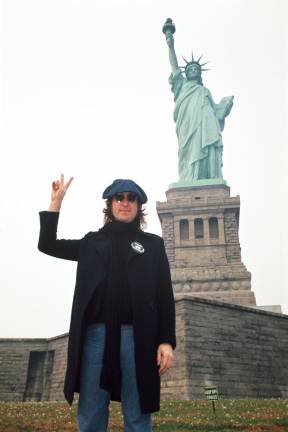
[180,53,209,73]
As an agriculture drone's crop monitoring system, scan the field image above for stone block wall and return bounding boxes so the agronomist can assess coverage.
[0,335,69,402]
[161,300,189,399]
[160,215,175,265]
[161,297,288,399]
[224,209,241,263]
[47,334,68,400]
[0,339,47,401]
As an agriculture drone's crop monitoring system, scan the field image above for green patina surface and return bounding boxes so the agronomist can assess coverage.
[164,18,234,184]
[169,178,227,189]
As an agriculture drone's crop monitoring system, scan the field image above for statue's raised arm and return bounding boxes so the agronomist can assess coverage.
[162,18,179,76]
[162,18,234,183]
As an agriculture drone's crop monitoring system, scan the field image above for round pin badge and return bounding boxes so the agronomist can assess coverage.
[131,241,145,254]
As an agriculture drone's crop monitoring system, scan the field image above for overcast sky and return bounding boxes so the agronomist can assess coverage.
[1,0,287,338]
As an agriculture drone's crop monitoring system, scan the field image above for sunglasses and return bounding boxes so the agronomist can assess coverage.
[113,193,138,203]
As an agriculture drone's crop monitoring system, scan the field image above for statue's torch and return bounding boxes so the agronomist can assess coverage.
[162,18,176,36]
[162,18,176,45]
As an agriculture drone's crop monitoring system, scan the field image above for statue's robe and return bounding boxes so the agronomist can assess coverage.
[170,69,226,180]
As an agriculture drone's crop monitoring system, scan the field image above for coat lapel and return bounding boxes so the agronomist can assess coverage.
[88,231,110,265]
[74,232,110,312]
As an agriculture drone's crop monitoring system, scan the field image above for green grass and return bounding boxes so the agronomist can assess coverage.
[0,399,287,431]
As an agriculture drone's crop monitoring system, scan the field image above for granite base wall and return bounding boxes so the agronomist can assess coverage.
[0,339,47,401]
[161,297,288,400]
[0,336,67,402]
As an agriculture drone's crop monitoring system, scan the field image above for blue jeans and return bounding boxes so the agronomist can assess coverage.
[77,324,152,432]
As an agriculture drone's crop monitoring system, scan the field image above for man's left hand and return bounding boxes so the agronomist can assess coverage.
[157,343,174,375]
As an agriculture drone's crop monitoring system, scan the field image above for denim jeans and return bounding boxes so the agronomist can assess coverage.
[77,324,152,432]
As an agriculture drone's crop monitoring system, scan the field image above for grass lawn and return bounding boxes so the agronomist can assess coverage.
[0,399,287,431]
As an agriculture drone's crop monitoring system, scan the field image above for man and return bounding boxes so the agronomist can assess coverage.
[38,175,176,432]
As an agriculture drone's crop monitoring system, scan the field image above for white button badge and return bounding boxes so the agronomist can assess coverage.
[131,241,145,254]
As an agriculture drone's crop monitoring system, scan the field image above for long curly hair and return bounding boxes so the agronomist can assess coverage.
[103,198,146,230]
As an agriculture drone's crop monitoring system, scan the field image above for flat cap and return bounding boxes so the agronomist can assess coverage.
[102,179,147,204]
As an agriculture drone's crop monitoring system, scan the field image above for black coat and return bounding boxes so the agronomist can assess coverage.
[38,211,176,413]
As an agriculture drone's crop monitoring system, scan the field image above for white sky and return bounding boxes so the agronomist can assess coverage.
[1,0,287,337]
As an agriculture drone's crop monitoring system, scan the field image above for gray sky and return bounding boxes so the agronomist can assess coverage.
[1,0,287,337]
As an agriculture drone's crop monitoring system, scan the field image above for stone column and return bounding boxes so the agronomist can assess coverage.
[218,215,225,243]
[203,217,210,245]
[189,216,195,242]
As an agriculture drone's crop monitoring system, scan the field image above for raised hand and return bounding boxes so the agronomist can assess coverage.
[49,174,74,211]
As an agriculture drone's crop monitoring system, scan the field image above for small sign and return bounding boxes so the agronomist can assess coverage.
[204,386,218,400]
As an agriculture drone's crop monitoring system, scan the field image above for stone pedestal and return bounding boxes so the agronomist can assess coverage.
[156,184,256,306]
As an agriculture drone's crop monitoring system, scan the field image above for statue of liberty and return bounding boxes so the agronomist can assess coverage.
[163,19,234,182]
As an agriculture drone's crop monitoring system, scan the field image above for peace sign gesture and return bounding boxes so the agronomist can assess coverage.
[49,174,74,212]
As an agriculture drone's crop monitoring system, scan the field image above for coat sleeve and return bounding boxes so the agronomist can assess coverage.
[156,238,176,349]
[38,211,81,261]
